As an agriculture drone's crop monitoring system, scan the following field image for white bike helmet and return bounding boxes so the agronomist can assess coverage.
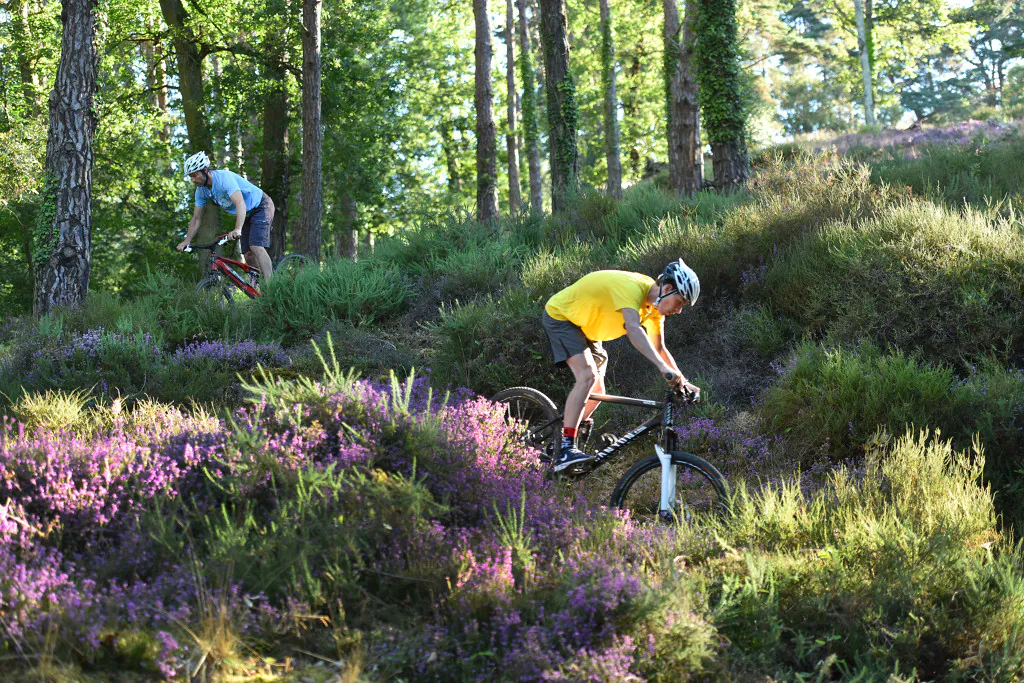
[183,151,210,178]
[657,258,700,306]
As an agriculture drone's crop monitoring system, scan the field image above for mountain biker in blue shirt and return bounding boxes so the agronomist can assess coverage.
[175,151,275,283]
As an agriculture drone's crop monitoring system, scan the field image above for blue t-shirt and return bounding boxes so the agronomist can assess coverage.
[194,170,264,215]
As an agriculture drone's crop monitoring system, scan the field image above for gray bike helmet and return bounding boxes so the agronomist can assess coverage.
[657,258,700,306]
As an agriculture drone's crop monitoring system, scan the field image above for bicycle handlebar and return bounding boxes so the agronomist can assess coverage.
[182,234,234,253]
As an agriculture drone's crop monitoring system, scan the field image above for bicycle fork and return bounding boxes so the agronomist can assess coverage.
[655,444,678,519]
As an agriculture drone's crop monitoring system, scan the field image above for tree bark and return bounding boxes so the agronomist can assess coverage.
[854,0,875,126]
[298,0,322,259]
[505,0,522,215]
[599,0,622,199]
[335,194,358,261]
[538,0,579,213]
[516,0,543,214]
[262,4,290,261]
[474,0,499,221]
[439,121,463,192]
[34,0,97,316]
[664,0,702,195]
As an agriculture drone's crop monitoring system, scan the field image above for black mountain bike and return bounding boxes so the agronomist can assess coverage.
[491,385,729,522]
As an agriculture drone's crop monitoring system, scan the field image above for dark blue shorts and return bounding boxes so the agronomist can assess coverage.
[241,193,273,254]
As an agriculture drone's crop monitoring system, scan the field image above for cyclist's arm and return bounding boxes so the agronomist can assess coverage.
[622,308,674,378]
[651,328,700,397]
[177,205,205,251]
[227,191,247,239]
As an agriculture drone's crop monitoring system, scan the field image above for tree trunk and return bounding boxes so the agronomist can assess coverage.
[599,0,623,199]
[854,0,875,126]
[262,3,290,261]
[664,0,702,195]
[538,0,579,213]
[695,0,748,192]
[262,84,290,261]
[34,0,97,316]
[159,0,220,264]
[335,194,358,261]
[516,0,543,214]
[298,0,322,259]
[439,121,463,192]
[505,0,522,215]
[474,0,499,222]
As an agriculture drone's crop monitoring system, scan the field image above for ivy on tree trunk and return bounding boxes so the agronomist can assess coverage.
[694,0,749,192]
[539,0,578,213]
[599,0,623,199]
[516,0,543,214]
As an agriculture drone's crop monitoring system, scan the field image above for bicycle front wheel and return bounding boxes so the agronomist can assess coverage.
[196,274,234,309]
[610,451,728,523]
[490,386,560,465]
[274,253,313,280]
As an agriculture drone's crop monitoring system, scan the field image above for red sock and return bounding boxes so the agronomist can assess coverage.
[563,427,577,438]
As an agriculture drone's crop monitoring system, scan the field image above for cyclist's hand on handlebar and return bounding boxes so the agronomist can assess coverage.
[664,371,701,402]
[176,238,191,252]
[227,228,242,241]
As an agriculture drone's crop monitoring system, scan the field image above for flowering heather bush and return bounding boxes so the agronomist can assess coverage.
[172,338,290,371]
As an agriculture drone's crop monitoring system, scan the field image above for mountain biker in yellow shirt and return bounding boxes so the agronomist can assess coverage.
[542,259,701,472]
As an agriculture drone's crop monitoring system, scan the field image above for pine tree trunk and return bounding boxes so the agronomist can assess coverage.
[298,0,322,259]
[599,0,622,199]
[539,0,579,213]
[516,0,543,214]
[505,0,522,216]
[159,0,220,264]
[34,0,97,316]
[440,121,463,192]
[262,83,289,261]
[854,0,875,126]
[474,0,499,221]
[664,0,702,195]
[336,194,358,261]
[262,5,290,261]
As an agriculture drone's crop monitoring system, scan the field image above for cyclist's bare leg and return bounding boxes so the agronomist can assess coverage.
[581,370,606,423]
[564,351,601,431]
[246,245,273,284]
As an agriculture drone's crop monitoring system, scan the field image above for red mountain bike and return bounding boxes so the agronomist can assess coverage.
[183,234,311,303]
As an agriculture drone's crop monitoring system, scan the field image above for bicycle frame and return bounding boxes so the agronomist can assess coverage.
[184,234,262,299]
[539,389,688,476]
[209,253,261,298]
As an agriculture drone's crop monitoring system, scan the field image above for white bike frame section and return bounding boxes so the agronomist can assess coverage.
[655,444,678,515]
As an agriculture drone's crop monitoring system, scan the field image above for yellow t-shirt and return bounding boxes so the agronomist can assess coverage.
[545,270,664,342]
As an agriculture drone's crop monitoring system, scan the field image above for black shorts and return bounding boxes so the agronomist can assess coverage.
[541,311,608,368]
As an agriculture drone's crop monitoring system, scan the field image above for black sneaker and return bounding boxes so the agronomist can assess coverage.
[554,446,594,473]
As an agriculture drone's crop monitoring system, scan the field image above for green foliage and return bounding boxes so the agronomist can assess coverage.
[704,431,1022,678]
[759,340,1024,527]
[427,289,560,397]
[870,136,1024,213]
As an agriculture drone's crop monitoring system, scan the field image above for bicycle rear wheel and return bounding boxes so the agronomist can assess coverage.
[196,274,234,308]
[610,451,728,523]
[490,387,560,465]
